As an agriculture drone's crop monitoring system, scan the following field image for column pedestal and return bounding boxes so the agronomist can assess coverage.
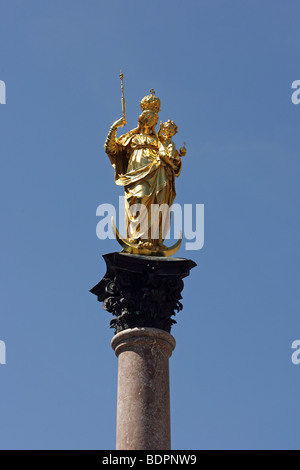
[112,328,175,450]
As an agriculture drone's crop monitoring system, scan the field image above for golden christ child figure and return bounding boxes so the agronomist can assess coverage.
[158,119,187,174]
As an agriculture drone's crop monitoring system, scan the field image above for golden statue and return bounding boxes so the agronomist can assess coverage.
[104,73,186,257]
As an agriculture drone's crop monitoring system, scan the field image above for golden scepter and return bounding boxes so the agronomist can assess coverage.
[120,70,125,118]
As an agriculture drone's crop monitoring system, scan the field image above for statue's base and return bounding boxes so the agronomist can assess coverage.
[90,252,196,334]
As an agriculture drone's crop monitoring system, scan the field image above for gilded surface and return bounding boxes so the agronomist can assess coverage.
[104,87,186,256]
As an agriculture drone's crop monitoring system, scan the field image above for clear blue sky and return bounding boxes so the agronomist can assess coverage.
[0,0,299,450]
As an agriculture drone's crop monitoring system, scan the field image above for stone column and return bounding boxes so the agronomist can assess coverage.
[111,328,176,450]
[91,252,196,450]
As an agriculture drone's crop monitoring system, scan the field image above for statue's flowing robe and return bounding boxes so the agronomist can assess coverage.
[106,132,181,243]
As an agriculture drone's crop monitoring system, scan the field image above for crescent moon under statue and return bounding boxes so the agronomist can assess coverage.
[111,217,182,257]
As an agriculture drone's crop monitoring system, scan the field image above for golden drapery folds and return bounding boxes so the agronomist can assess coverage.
[104,92,184,255]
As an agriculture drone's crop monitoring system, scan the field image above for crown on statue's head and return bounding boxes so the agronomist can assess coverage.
[140,89,161,113]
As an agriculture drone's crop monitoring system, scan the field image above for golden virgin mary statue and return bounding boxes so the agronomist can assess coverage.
[104,90,186,256]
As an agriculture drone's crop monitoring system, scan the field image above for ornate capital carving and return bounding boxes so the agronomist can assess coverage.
[90,253,196,334]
